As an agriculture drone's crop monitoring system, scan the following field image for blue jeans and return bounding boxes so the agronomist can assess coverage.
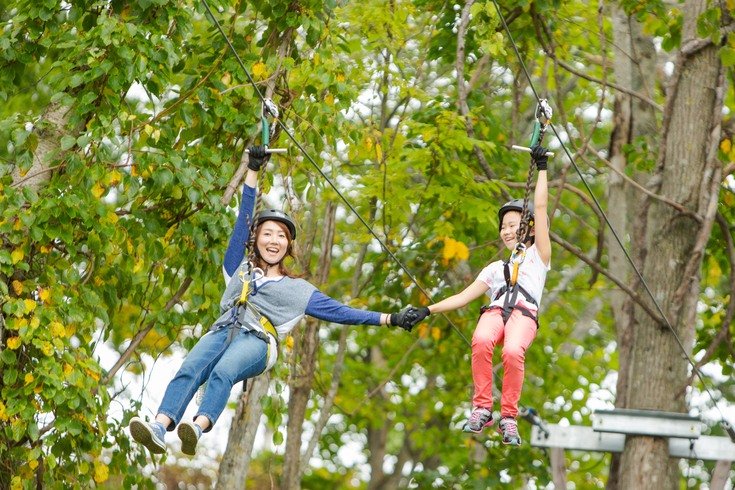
[157,327,268,432]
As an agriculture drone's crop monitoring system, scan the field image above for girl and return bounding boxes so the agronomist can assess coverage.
[407,144,551,446]
[129,145,415,456]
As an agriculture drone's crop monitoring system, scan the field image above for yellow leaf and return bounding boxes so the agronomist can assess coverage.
[725,193,735,207]
[50,322,65,337]
[729,0,735,13]
[131,164,139,177]
[721,139,732,153]
[64,364,73,376]
[24,299,36,312]
[313,53,319,65]
[30,317,39,329]
[455,240,470,261]
[252,62,267,77]
[10,476,21,490]
[222,72,231,86]
[94,463,109,483]
[443,238,457,260]
[164,225,177,242]
[365,137,373,152]
[13,218,22,231]
[24,373,34,385]
[7,337,21,350]
[375,142,381,160]
[431,327,441,341]
[337,74,345,82]
[12,281,23,295]
[154,129,160,143]
[325,93,334,106]
[91,183,105,198]
[33,385,42,394]
[105,170,122,186]
[38,288,49,301]
[40,245,52,254]
[285,335,294,350]
[86,368,100,381]
[144,124,154,136]
[106,212,119,224]
[65,323,77,338]
[498,133,505,142]
[11,249,24,264]
[93,276,103,286]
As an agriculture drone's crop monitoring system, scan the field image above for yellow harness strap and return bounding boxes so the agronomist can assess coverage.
[237,270,279,340]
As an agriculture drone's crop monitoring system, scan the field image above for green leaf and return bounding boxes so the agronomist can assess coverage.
[60,135,76,150]
[720,47,735,67]
[1,349,16,365]
[22,187,39,204]
[187,188,200,204]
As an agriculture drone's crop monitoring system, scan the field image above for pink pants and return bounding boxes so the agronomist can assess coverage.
[471,308,537,417]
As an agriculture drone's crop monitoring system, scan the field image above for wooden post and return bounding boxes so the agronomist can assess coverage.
[550,447,567,489]
[710,460,731,490]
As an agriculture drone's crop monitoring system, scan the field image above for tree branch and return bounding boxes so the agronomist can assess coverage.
[549,231,665,326]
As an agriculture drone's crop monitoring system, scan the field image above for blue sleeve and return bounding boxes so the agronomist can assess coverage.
[223,183,256,278]
[305,290,382,326]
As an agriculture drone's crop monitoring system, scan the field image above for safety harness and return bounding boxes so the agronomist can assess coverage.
[213,262,278,356]
[480,244,540,328]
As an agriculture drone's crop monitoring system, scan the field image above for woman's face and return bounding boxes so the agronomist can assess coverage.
[500,211,534,250]
[256,220,290,264]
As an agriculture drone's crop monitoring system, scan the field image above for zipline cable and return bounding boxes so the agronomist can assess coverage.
[199,1,479,348]
[489,0,728,424]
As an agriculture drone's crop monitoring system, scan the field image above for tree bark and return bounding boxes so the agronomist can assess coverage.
[10,101,73,192]
[279,201,337,490]
[216,374,272,489]
[550,447,567,490]
[710,460,732,490]
[617,1,730,488]
[605,6,658,487]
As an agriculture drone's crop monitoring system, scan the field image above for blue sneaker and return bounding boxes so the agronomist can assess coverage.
[497,416,521,446]
[177,421,202,456]
[129,417,166,454]
[463,407,494,433]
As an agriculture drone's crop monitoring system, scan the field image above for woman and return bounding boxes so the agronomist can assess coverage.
[129,146,415,456]
[405,144,551,446]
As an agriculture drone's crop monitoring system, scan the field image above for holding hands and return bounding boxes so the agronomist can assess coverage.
[390,306,431,332]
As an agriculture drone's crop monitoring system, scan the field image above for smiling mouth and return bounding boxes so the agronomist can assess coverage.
[265,247,280,254]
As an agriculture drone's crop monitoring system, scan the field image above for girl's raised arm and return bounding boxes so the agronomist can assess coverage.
[531,144,551,267]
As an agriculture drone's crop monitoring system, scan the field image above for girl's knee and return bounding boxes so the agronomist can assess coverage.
[502,346,526,365]
[472,333,496,352]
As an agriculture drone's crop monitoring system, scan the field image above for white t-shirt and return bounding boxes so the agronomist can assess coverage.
[475,244,551,313]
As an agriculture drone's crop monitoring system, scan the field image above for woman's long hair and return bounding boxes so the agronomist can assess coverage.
[252,221,302,279]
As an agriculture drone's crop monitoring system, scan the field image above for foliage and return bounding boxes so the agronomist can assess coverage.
[1,0,734,488]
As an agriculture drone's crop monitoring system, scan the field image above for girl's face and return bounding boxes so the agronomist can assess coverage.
[256,220,290,264]
[500,211,535,250]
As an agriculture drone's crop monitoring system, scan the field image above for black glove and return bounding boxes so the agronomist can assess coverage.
[530,143,548,171]
[390,306,419,332]
[406,306,431,330]
[247,145,269,171]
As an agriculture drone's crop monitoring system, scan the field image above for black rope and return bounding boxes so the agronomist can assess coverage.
[489,0,728,424]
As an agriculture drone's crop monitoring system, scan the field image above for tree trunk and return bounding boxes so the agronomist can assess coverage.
[10,101,73,192]
[216,374,272,489]
[617,1,730,487]
[605,6,658,487]
[279,201,337,490]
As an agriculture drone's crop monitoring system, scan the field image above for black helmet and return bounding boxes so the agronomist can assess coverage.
[254,209,297,240]
[498,199,534,233]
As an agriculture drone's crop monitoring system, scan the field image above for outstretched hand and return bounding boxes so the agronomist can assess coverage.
[530,143,548,171]
[247,145,269,171]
